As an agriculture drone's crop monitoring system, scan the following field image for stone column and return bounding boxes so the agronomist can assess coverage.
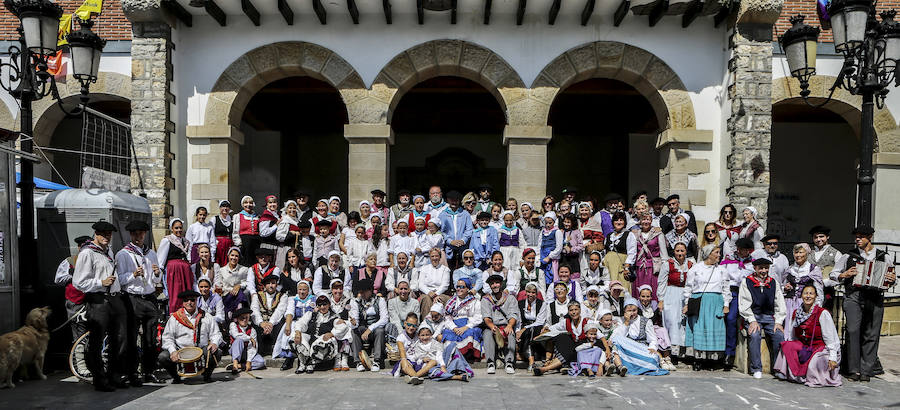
[345,124,393,207]
[185,125,244,213]
[130,20,175,239]
[657,128,713,208]
[725,2,782,218]
[505,125,551,206]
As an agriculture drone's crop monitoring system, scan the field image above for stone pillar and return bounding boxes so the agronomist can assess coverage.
[504,125,551,206]
[345,124,393,207]
[725,2,782,218]
[657,128,713,209]
[185,125,244,213]
[130,20,175,240]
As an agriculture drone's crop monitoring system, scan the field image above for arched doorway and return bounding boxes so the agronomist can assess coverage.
[390,76,506,198]
[770,101,858,244]
[33,96,131,187]
[547,78,660,204]
[239,76,348,204]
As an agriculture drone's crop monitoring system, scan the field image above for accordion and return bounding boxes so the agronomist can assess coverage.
[852,260,894,290]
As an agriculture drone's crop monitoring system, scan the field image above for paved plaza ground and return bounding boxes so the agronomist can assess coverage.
[4,337,900,409]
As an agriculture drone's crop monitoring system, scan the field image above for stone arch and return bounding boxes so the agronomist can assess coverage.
[202,42,365,129]
[372,40,527,124]
[29,71,132,148]
[525,41,694,130]
[772,75,900,152]
[0,101,14,132]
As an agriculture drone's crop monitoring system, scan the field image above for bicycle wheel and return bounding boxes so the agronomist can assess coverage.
[68,332,110,383]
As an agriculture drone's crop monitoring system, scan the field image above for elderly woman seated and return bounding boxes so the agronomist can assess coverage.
[289,295,350,374]
[440,278,484,361]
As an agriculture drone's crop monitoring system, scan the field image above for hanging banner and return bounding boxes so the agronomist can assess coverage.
[57,13,72,46]
[46,50,66,78]
[75,0,103,20]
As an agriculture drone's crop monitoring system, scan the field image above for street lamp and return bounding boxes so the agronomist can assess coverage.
[0,0,105,289]
[779,2,900,229]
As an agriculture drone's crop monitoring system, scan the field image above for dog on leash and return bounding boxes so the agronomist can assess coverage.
[0,307,51,388]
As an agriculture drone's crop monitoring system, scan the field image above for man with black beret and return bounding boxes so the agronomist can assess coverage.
[250,273,287,356]
[158,289,223,384]
[738,258,786,379]
[73,220,130,391]
[752,233,790,284]
[348,279,388,372]
[116,219,163,384]
[659,194,698,236]
[721,236,756,368]
[808,225,842,285]
[831,225,897,381]
[54,235,94,343]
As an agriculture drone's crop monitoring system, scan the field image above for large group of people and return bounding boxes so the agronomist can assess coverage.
[56,184,896,391]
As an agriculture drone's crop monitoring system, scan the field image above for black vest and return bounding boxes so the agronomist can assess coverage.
[355,297,382,328]
[214,216,232,237]
[305,311,335,337]
[745,276,777,317]
[605,231,628,254]
[320,267,346,291]
[518,298,543,326]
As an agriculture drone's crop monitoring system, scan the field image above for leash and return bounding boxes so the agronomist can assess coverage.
[50,305,87,333]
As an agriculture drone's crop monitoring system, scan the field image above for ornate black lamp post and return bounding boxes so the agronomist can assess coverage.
[780,1,900,228]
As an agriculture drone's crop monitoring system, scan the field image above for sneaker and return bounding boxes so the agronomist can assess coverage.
[410,376,423,385]
[752,371,762,379]
[486,362,496,374]
[460,374,470,382]
[505,363,515,375]
[295,362,306,374]
[357,364,366,372]
[406,375,416,384]
[527,364,534,373]
[605,365,617,377]
[339,354,349,371]
[618,366,627,377]
[371,363,381,372]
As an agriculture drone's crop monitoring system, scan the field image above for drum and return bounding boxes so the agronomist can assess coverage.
[176,346,206,378]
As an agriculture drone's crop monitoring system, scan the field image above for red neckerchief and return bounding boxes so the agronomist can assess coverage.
[254,264,276,287]
[85,242,114,264]
[747,274,773,288]
[716,222,741,239]
[173,308,204,345]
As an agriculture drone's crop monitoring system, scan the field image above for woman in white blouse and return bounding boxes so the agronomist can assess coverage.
[386,251,418,298]
[190,243,219,286]
[681,244,731,370]
[417,248,451,319]
[185,206,216,264]
[657,242,695,359]
[216,247,249,319]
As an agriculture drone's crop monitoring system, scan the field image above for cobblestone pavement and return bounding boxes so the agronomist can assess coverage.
[4,337,900,409]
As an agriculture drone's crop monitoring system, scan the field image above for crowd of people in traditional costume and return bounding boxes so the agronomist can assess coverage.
[56,184,896,390]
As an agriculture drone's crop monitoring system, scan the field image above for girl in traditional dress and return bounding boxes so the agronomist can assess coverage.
[774,284,842,387]
[275,281,316,368]
[258,195,282,252]
[603,212,631,291]
[416,219,444,269]
[596,310,626,376]
[581,251,609,290]
[682,244,731,370]
[452,250,483,296]
[281,248,312,296]
[159,218,193,313]
[665,213,699,260]
[532,300,589,376]
[217,247,249,319]
[560,213,584,279]
[636,285,676,370]
[311,199,338,236]
[581,285,604,321]
[275,200,301,268]
[516,249,545,301]
[489,203,504,231]
[498,211,525,271]
[213,200,233,267]
[232,196,261,266]
[191,243,219,285]
[625,213,668,299]
[329,196,348,230]
[657,242,694,360]
[389,221,417,269]
[386,251,418,299]
[441,278,484,361]
[740,206,764,250]
[783,243,824,337]
[370,224,392,276]
[516,282,545,372]
[539,212,563,289]
[611,298,669,376]
[715,204,742,260]
[186,206,215,264]
[344,225,374,273]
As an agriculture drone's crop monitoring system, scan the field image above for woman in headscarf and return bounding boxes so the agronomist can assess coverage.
[311,198,338,236]
[359,200,373,230]
[185,206,215,264]
[636,285,676,371]
[539,212,564,289]
[682,244,731,370]
[783,243,824,337]
[441,277,484,361]
[774,284,842,387]
[657,241,694,361]
[518,202,536,231]
[610,297,669,376]
[159,218,193,313]
[625,213,668,300]
[517,248,545,301]
[665,213,699,260]
[232,195,261,266]
[276,280,316,369]
[560,213,584,279]
[740,206,764,250]
[216,246,249,319]
[532,300,589,376]
[258,195,282,252]
[275,200,301,268]
[328,196,348,230]
[715,204,742,260]
[602,212,631,291]
[213,200,234,267]
[498,211,526,271]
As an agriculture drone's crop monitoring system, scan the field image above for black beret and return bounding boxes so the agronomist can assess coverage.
[808,225,831,236]
[650,197,666,205]
[370,189,386,197]
[752,259,772,267]
[298,220,312,229]
[255,247,274,256]
[852,225,875,236]
[233,307,252,317]
[486,274,505,284]
[315,219,333,227]
[73,235,92,246]
[562,186,578,194]
[761,234,780,242]
[92,220,117,232]
[178,289,201,299]
[125,220,150,232]
[476,211,492,221]
[261,274,279,284]
[477,183,493,191]
[294,190,310,198]
[398,189,411,196]
[445,191,462,201]
[736,237,755,250]
[603,193,622,203]
[356,279,374,292]
[665,194,680,202]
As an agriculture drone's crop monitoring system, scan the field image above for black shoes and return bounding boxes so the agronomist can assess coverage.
[171,375,183,384]
[128,374,143,387]
[723,356,735,372]
[860,374,871,382]
[144,373,162,384]
[281,357,295,371]
[111,376,130,389]
[847,373,860,381]
[93,379,116,392]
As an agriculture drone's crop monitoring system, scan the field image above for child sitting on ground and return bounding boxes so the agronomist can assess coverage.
[596,309,626,376]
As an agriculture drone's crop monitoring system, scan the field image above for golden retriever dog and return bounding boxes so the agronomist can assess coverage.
[0,307,51,388]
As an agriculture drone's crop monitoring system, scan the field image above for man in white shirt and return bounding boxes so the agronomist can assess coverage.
[54,235,92,342]
[809,225,843,289]
[157,290,223,383]
[751,234,790,283]
[73,220,131,391]
[416,248,451,319]
[251,274,288,355]
[349,279,389,372]
[737,259,786,379]
[116,220,163,384]
[386,280,420,338]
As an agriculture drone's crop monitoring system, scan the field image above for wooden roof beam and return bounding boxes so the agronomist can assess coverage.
[548,0,561,24]
[278,0,294,25]
[162,0,192,27]
[580,0,595,25]
[417,0,424,24]
[681,0,701,27]
[383,0,393,24]
[516,0,526,25]
[205,0,226,26]
[484,0,492,24]
[451,0,458,24]
[313,0,327,24]
[241,0,260,26]
[648,0,667,26]
[613,0,628,26]
[713,3,730,27]
[348,0,360,23]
